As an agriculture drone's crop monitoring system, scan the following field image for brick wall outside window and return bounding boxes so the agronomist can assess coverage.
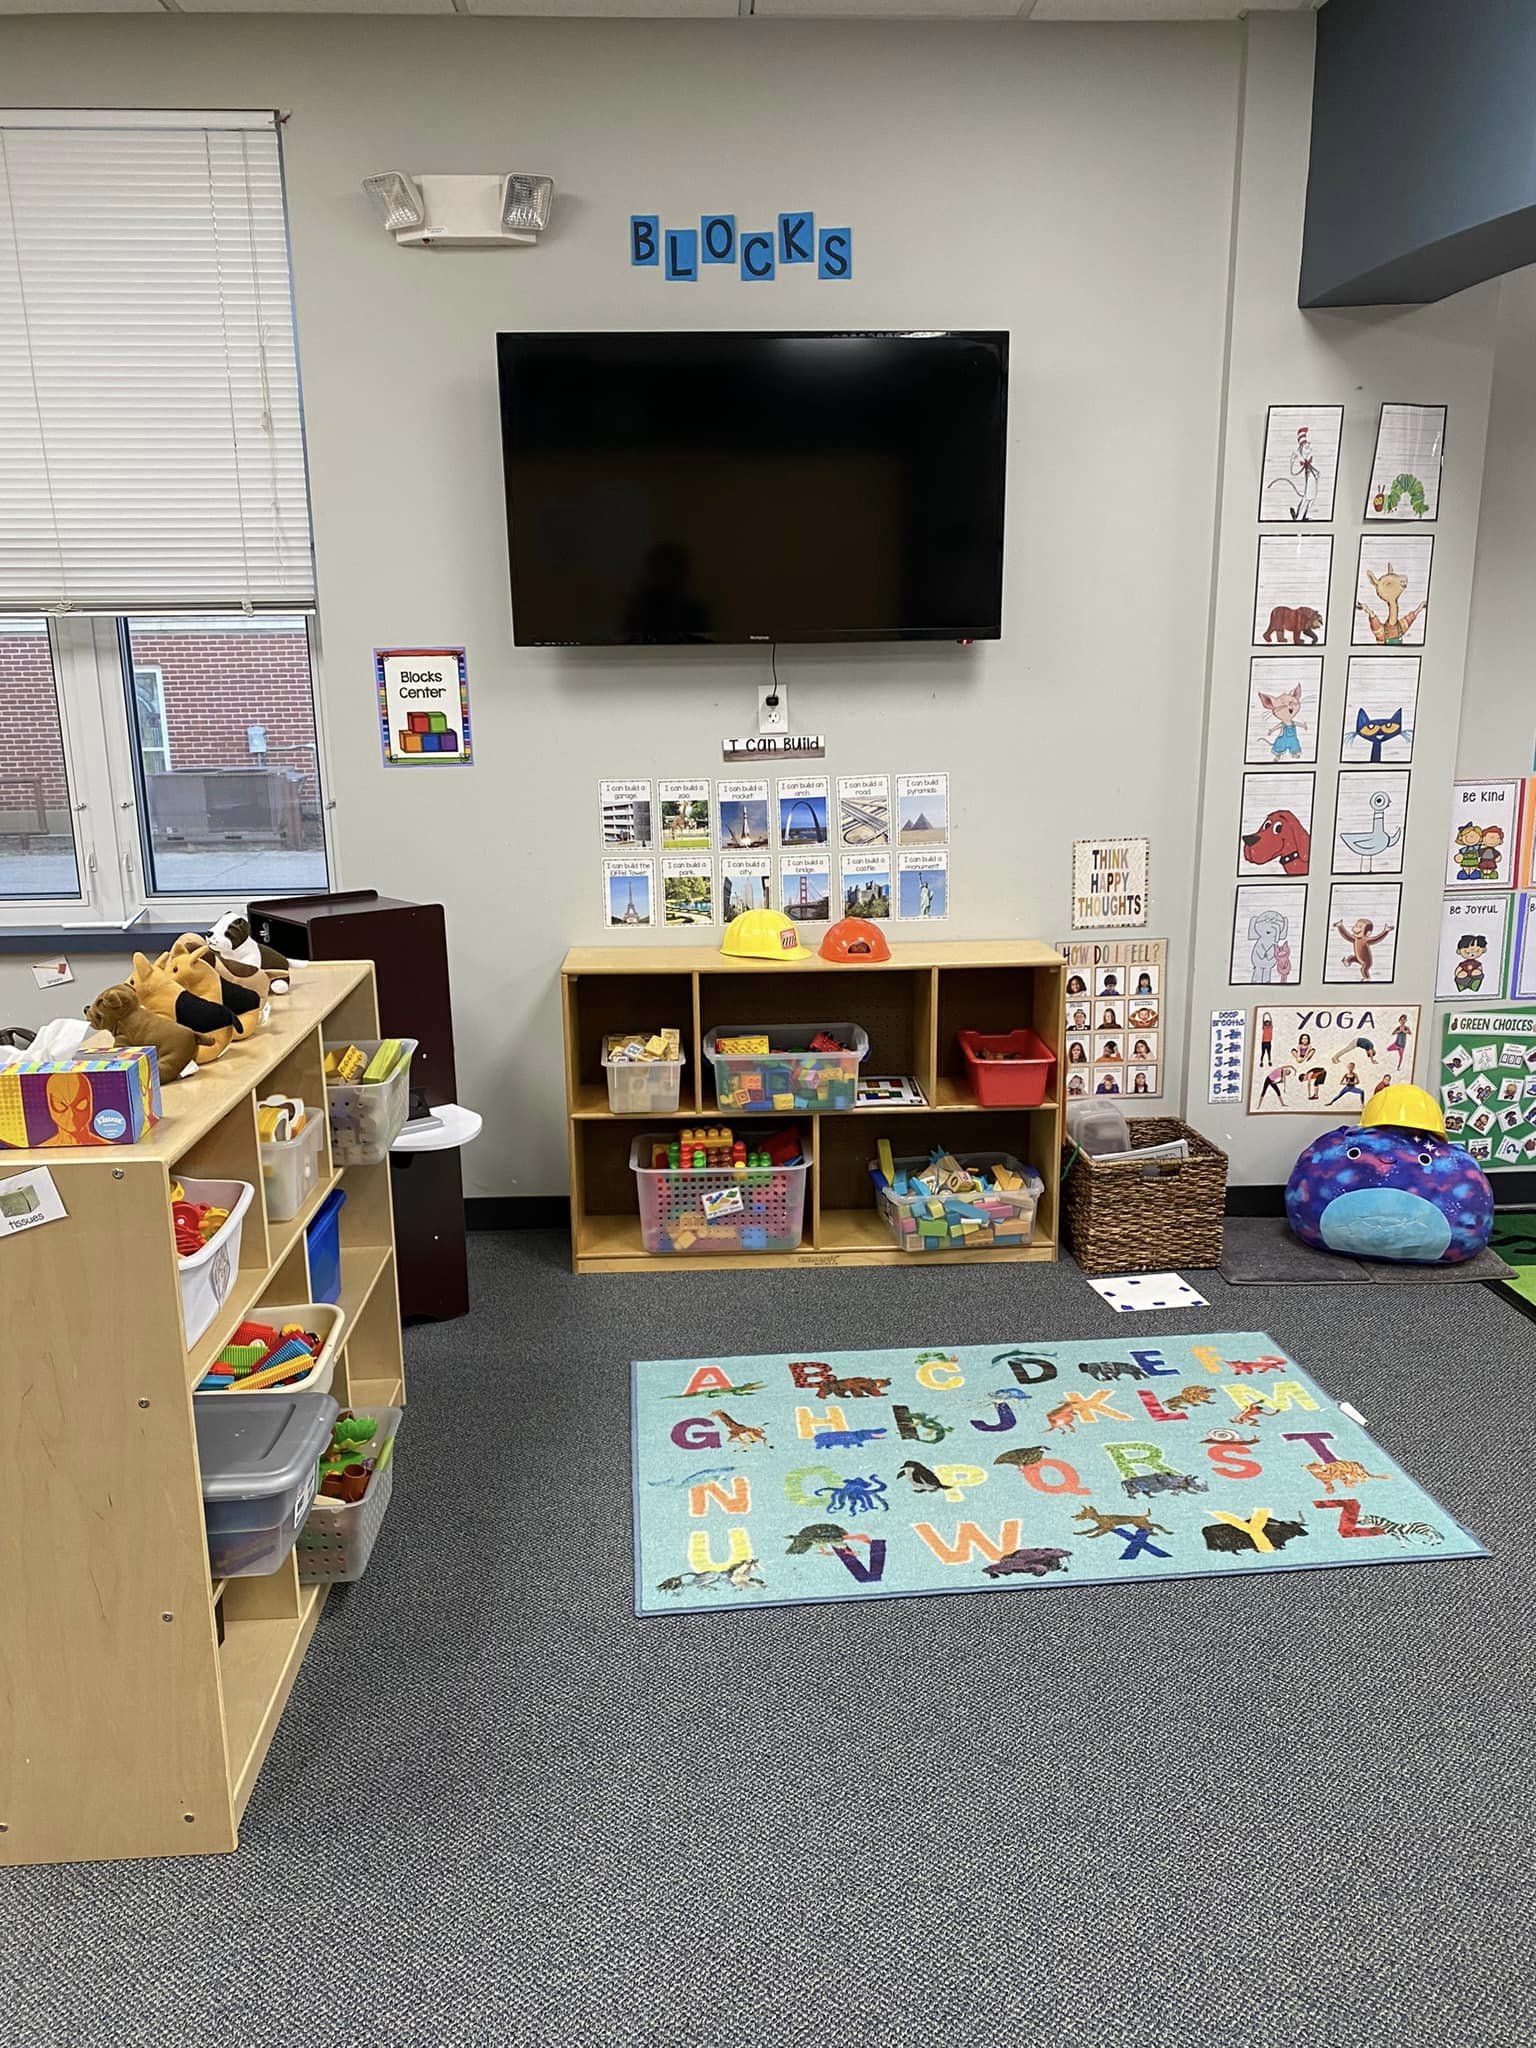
[0,634,69,819]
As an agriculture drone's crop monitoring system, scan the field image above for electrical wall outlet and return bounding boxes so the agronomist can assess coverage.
[757,681,789,735]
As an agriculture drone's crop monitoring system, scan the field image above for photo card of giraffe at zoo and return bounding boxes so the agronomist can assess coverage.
[1247,1003,1419,1114]
[1339,657,1418,766]
[1251,533,1333,649]
[1230,883,1306,988]
[1257,404,1343,523]
[1245,656,1321,766]
[1325,883,1402,987]
[1352,535,1432,648]
[1365,403,1446,523]
[1332,769,1410,877]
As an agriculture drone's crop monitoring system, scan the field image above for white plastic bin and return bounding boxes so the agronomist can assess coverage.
[628,1133,809,1254]
[297,1405,402,1583]
[324,1038,417,1167]
[176,1177,256,1348]
[702,1023,869,1112]
[601,1046,686,1115]
[259,1110,326,1222]
[203,1301,347,1396]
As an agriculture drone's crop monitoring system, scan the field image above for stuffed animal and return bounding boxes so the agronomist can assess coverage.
[168,934,270,1015]
[130,951,236,1065]
[162,937,265,1040]
[1285,1083,1493,1265]
[210,912,290,993]
[86,983,201,1082]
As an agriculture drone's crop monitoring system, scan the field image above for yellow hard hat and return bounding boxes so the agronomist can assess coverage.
[720,908,808,962]
[1360,1082,1446,1139]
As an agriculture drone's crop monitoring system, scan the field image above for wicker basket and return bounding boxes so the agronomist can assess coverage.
[1062,1117,1227,1276]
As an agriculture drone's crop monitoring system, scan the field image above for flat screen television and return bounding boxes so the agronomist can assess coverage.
[496,330,1008,646]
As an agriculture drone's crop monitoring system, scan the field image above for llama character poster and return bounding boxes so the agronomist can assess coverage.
[1353,536,1433,648]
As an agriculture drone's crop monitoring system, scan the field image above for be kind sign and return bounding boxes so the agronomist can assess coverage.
[631,211,853,282]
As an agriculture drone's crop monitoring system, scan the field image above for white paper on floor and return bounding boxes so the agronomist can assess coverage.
[1088,1271,1209,1313]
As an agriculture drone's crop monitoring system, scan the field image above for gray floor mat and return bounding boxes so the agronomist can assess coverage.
[1220,1214,1511,1285]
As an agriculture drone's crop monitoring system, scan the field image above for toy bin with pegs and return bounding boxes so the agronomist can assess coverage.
[323,1038,417,1166]
[629,1130,808,1254]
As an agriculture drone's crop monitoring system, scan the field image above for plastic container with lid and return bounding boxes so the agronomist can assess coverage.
[1067,1101,1132,1158]
[194,1389,337,1577]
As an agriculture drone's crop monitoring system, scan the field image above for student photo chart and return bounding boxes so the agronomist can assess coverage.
[1245,655,1321,766]
[1252,534,1333,648]
[1339,657,1417,765]
[1352,535,1432,648]
[1257,404,1343,524]
[1332,769,1410,876]
[1237,771,1314,879]
[1230,882,1306,986]
[1364,402,1446,523]
[1325,882,1402,985]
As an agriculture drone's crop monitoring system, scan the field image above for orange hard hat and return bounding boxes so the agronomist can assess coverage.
[820,916,891,963]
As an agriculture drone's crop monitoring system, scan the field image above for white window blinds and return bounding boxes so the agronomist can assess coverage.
[0,111,315,612]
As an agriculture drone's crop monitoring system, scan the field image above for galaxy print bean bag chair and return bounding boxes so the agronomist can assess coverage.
[1285,1083,1494,1265]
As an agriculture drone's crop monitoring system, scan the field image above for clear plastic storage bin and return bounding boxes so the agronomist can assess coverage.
[296,1405,402,1583]
[601,1046,686,1115]
[194,1389,337,1577]
[176,1177,256,1347]
[324,1038,417,1166]
[629,1133,808,1254]
[872,1150,1043,1253]
[702,1024,869,1113]
[259,1110,326,1223]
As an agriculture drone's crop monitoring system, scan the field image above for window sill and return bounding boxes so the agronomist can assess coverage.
[0,924,186,956]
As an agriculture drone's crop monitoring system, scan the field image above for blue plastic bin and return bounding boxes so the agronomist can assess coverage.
[306,1188,347,1305]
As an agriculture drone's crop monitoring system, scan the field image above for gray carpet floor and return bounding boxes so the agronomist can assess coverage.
[6,1231,1534,2048]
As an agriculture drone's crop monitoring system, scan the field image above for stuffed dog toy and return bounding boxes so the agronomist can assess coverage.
[86,983,201,1081]
[130,951,237,1065]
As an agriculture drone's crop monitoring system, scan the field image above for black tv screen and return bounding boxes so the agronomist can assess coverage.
[497,330,1008,646]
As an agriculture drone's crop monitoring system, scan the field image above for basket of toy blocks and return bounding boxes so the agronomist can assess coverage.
[870,1148,1043,1253]
[296,1405,402,1583]
[1061,1117,1227,1275]
[193,1303,346,1396]
[601,1029,685,1114]
[630,1129,809,1253]
[702,1024,869,1112]
[323,1038,417,1166]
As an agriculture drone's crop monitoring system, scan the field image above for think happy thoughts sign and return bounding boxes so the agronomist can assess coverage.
[1072,837,1150,930]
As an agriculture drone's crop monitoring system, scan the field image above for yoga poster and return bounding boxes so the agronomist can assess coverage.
[1339,657,1418,765]
[1245,656,1321,766]
[1237,771,1314,879]
[1257,404,1343,523]
[1230,883,1306,987]
[1248,1002,1418,1114]
[1324,882,1402,986]
[1332,769,1410,876]
[1352,536,1432,648]
[1440,1008,1536,1167]
[1252,534,1333,648]
[1364,402,1445,522]
[1435,893,1512,1002]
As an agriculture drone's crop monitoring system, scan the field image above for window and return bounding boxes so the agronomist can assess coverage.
[0,110,326,927]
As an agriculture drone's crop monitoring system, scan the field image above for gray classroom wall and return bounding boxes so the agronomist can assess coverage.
[0,10,1514,1195]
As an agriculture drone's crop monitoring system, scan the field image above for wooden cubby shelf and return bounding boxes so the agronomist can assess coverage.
[562,940,1064,1274]
[1,960,406,1867]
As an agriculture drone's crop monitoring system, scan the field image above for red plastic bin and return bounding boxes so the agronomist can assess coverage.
[956,1028,1057,1108]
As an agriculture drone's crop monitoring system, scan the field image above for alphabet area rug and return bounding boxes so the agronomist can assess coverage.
[630,1334,1485,1615]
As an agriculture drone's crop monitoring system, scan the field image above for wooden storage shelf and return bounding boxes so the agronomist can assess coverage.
[1,960,406,1867]
[562,941,1064,1275]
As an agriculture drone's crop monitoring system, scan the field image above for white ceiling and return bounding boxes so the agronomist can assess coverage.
[0,1,1327,20]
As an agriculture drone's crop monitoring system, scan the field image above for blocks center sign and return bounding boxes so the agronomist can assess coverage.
[376,648,472,766]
